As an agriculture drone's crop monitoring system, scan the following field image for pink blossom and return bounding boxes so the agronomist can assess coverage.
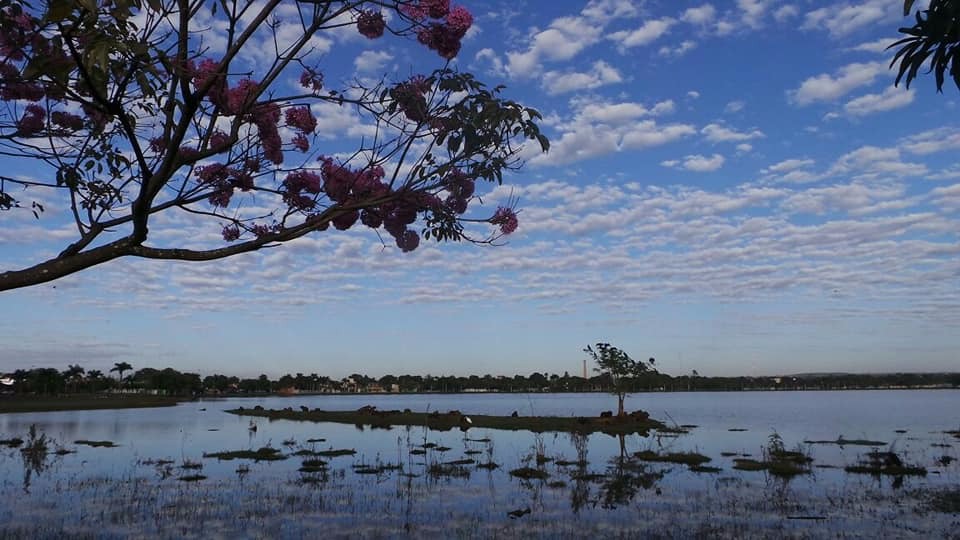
[251,223,271,237]
[491,206,518,235]
[178,146,199,160]
[208,130,230,150]
[396,229,420,252]
[16,103,44,135]
[299,69,323,92]
[225,78,258,115]
[222,224,241,242]
[446,6,473,35]
[390,77,431,122]
[292,133,309,152]
[360,208,383,228]
[208,186,233,207]
[50,111,83,131]
[357,10,386,39]
[285,106,317,134]
[332,209,360,230]
[417,24,462,59]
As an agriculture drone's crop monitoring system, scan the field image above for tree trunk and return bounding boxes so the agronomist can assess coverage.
[617,394,625,417]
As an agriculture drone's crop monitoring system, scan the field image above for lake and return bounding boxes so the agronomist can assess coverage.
[1,390,957,538]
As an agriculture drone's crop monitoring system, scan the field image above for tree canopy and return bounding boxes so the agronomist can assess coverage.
[0,0,548,291]
[891,0,960,91]
[585,343,656,417]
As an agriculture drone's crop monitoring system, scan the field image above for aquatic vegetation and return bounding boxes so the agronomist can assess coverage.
[181,459,203,469]
[178,474,207,482]
[228,407,665,435]
[689,465,722,473]
[313,449,356,457]
[203,447,287,461]
[74,440,119,448]
[510,467,549,480]
[927,488,960,513]
[633,450,712,466]
[0,437,24,447]
[804,437,887,446]
[845,451,927,476]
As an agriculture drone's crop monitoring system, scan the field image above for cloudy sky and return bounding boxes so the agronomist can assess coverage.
[2,0,958,379]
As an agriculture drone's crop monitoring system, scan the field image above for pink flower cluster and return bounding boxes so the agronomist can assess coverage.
[16,103,44,135]
[285,105,317,152]
[281,170,322,211]
[401,0,450,20]
[196,161,255,207]
[490,206,518,235]
[299,68,323,92]
[442,168,474,214]
[404,2,473,59]
[249,103,282,164]
[390,76,431,122]
[51,111,83,131]
[356,10,386,39]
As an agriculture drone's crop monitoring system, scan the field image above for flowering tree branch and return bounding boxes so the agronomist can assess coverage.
[0,0,548,291]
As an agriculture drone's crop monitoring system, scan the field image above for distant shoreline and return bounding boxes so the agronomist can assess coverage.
[2,386,957,414]
[0,395,183,414]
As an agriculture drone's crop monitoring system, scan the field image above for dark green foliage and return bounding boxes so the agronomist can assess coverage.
[891,0,960,91]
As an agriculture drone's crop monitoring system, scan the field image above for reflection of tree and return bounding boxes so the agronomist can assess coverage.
[599,435,662,509]
[569,432,591,514]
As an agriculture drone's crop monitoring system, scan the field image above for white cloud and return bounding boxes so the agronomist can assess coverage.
[609,17,675,50]
[849,37,897,54]
[658,40,697,58]
[738,0,770,28]
[736,143,753,153]
[353,50,393,73]
[844,87,915,116]
[724,100,746,113]
[502,0,641,78]
[763,158,816,175]
[899,128,960,155]
[789,61,887,105]
[663,153,726,172]
[681,4,717,25]
[701,123,764,143]
[687,90,701,99]
[803,0,898,38]
[541,60,623,95]
[773,5,799,22]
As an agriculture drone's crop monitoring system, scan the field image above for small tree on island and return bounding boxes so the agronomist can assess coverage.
[585,343,656,418]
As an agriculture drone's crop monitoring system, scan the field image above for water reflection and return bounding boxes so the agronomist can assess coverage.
[0,391,957,537]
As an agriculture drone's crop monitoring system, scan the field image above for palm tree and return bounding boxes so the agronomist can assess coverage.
[62,364,85,393]
[110,362,133,383]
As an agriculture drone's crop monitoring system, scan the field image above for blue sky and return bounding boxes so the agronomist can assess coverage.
[2,0,958,379]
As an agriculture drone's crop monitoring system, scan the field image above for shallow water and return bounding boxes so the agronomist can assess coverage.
[0,390,957,538]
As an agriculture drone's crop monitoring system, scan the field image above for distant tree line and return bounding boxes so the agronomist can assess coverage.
[2,365,958,397]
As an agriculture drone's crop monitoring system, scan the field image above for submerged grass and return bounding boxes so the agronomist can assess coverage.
[227,407,665,435]
[203,447,287,461]
[804,437,887,446]
[633,450,711,466]
[74,440,118,448]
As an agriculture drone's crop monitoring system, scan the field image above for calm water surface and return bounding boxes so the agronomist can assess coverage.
[0,390,957,538]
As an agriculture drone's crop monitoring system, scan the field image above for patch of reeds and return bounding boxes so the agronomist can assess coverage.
[510,467,549,480]
[633,450,711,466]
[203,447,286,461]
[74,440,118,448]
[844,451,926,476]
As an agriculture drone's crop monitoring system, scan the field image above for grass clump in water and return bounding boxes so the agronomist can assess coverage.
[844,451,927,476]
[633,450,711,466]
[204,447,286,461]
[315,448,356,457]
[804,436,886,446]
[74,440,118,448]
[0,438,24,447]
[510,467,549,480]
